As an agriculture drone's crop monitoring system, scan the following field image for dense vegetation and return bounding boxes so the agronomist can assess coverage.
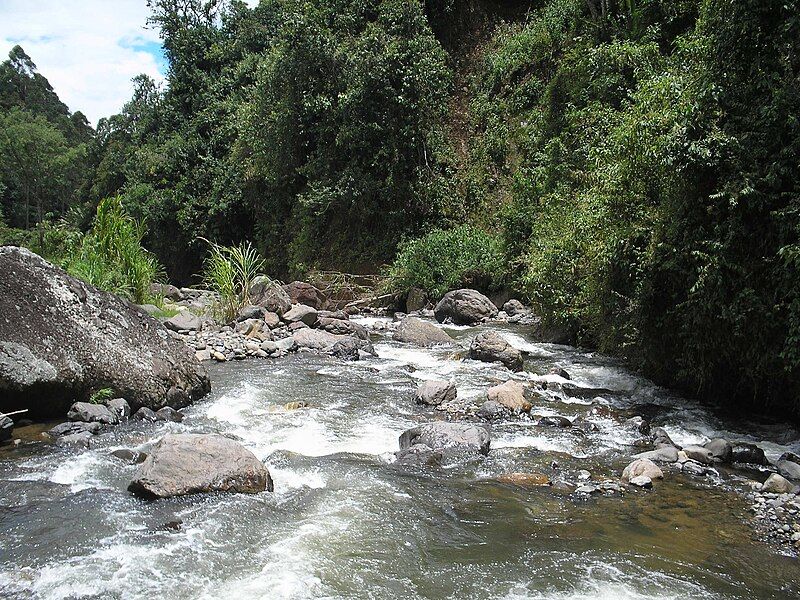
[1,0,798,416]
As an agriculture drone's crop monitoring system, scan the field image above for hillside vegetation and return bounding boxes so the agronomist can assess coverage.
[1,0,798,416]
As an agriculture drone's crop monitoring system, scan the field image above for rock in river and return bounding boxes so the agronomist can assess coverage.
[0,247,210,418]
[392,316,454,347]
[399,422,490,455]
[128,433,272,499]
[621,458,664,483]
[434,289,498,325]
[249,276,291,316]
[761,473,793,494]
[487,380,531,413]
[414,380,457,406]
[67,402,118,425]
[283,281,328,310]
[468,331,523,372]
[282,304,318,327]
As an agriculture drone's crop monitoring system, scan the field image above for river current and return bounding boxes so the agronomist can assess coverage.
[1,317,799,599]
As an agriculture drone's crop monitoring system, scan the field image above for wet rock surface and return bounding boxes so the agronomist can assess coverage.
[0,247,210,417]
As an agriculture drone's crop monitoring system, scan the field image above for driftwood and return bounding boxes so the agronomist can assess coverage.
[0,409,28,418]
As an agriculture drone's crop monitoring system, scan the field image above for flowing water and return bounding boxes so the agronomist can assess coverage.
[1,317,799,599]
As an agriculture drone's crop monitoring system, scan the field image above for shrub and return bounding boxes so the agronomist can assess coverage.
[66,197,164,304]
[385,225,507,299]
[201,239,265,322]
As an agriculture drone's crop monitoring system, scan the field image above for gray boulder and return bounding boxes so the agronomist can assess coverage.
[477,401,507,420]
[434,289,498,325]
[282,304,318,326]
[704,438,732,463]
[468,331,523,372]
[399,422,490,455]
[651,427,677,448]
[155,407,184,422]
[0,247,210,418]
[330,337,376,361]
[128,433,272,499]
[392,316,454,347]
[236,305,265,322]
[133,407,158,422]
[56,431,93,448]
[317,317,369,340]
[633,446,679,463]
[414,380,457,406]
[67,402,118,425]
[163,311,206,332]
[110,449,148,464]
[777,459,800,480]
[501,299,526,316]
[292,328,341,351]
[263,312,281,329]
[48,421,102,438]
[249,276,291,316]
[682,445,715,465]
[107,398,131,420]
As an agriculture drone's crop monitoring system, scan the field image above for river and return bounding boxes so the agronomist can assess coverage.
[1,316,799,599]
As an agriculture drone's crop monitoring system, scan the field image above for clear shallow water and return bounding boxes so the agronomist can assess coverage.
[0,318,799,599]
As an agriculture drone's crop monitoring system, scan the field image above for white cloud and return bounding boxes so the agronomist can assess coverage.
[0,0,166,125]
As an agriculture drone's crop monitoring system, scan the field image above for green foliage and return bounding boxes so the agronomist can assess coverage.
[386,225,506,298]
[89,388,116,405]
[201,239,265,322]
[66,197,164,304]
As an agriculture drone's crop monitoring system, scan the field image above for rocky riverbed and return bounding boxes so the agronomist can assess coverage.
[1,282,799,598]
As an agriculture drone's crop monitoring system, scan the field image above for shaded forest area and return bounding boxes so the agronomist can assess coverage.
[1,0,799,417]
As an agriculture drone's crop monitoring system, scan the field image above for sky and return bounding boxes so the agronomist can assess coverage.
[0,0,168,125]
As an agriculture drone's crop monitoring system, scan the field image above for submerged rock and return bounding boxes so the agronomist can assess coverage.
[434,289,498,325]
[414,380,457,406]
[0,247,210,418]
[392,316,454,347]
[128,433,272,499]
[651,427,677,448]
[468,331,523,372]
[110,449,148,464]
[777,459,800,481]
[48,421,102,438]
[621,458,664,483]
[399,422,490,455]
[496,472,549,486]
[155,407,184,422]
[486,380,531,413]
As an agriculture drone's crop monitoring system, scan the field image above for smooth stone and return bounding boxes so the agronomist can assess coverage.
[282,304,318,326]
[622,458,664,483]
[468,331,523,372]
[399,422,490,455]
[133,407,158,422]
[155,407,184,422]
[682,445,715,465]
[496,472,550,486]
[128,433,272,499]
[106,398,131,420]
[48,421,102,438]
[392,316,454,347]
[487,380,531,413]
[414,380,457,406]
[434,289,498,325]
[110,449,148,464]
[629,475,653,488]
[762,473,793,494]
[633,446,679,463]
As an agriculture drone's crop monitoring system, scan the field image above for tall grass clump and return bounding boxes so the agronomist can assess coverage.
[66,196,163,304]
[385,225,507,299]
[202,239,265,322]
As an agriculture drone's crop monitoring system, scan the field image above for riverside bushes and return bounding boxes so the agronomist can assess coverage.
[385,225,506,299]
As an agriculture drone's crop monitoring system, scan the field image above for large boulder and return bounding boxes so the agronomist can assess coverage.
[282,304,318,326]
[434,289,498,325]
[731,442,769,465]
[399,422,490,455]
[128,433,272,499]
[0,247,210,418]
[317,317,369,340]
[633,446,679,463]
[777,459,800,480]
[761,473,793,494]
[405,288,428,313]
[283,281,328,310]
[292,328,375,357]
[163,311,207,332]
[486,380,531,413]
[468,331,523,372]
[704,438,732,463]
[67,401,118,425]
[392,316,454,347]
[249,276,291,316]
[414,380,457,406]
